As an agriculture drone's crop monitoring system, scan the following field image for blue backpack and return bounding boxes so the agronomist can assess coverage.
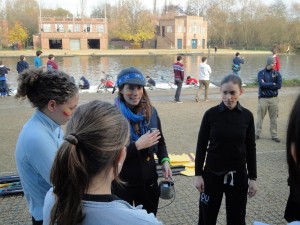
[232,64,240,72]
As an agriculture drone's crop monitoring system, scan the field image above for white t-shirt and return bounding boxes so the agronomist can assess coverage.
[199,63,212,80]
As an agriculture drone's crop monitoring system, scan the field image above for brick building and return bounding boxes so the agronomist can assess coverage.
[157,15,208,50]
[33,17,108,50]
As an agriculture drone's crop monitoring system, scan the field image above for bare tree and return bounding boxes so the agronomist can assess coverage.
[206,0,236,47]
[186,0,210,17]
[79,0,86,18]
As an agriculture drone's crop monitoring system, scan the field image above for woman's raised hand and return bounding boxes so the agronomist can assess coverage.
[135,130,161,150]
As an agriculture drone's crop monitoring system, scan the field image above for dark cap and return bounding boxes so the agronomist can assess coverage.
[116,67,146,87]
[267,56,276,65]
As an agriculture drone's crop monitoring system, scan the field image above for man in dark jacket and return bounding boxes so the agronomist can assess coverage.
[255,56,282,142]
[79,76,90,89]
[16,55,29,74]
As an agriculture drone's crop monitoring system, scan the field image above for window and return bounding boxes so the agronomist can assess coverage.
[42,24,51,32]
[68,24,73,32]
[55,24,64,32]
[167,26,172,33]
[83,24,91,32]
[96,24,105,33]
[178,26,183,33]
[74,24,81,32]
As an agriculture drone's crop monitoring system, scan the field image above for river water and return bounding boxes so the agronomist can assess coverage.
[4,53,299,88]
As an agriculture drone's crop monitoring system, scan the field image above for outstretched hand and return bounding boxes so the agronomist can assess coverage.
[135,130,161,150]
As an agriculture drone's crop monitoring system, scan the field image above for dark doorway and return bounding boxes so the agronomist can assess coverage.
[49,39,62,49]
[88,39,100,49]
[162,26,165,37]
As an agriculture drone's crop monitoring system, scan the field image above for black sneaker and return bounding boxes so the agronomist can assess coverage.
[271,137,280,143]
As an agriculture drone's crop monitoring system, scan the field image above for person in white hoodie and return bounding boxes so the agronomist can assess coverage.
[195,57,212,102]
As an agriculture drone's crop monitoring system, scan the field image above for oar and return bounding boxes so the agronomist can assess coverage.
[0,185,23,193]
[0,181,21,188]
[0,189,23,196]
[0,177,20,184]
[0,175,19,179]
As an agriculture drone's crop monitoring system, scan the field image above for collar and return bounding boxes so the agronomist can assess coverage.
[35,109,60,131]
[219,101,243,112]
[82,194,121,202]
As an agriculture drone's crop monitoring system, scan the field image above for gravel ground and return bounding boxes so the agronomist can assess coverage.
[0,86,299,225]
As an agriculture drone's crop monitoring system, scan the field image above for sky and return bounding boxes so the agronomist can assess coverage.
[40,0,296,16]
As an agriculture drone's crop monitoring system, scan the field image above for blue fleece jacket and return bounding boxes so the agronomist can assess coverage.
[16,60,29,74]
[257,68,282,98]
[15,110,63,221]
[34,56,42,68]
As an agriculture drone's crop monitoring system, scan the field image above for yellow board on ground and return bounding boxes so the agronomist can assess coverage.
[155,153,196,177]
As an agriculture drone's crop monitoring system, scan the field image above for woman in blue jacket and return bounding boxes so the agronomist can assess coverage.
[15,69,79,225]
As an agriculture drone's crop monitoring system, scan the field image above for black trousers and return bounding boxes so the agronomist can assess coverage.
[284,192,300,222]
[198,168,248,225]
[32,216,43,225]
[112,181,160,215]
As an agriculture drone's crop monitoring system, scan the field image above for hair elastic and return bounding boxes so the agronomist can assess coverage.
[64,133,79,145]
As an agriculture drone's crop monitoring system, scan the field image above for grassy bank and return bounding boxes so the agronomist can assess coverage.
[0,48,272,57]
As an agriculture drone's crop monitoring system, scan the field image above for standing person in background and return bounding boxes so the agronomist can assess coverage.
[0,60,10,97]
[272,49,280,71]
[232,52,245,76]
[15,69,79,225]
[195,57,212,102]
[195,74,257,225]
[47,54,58,70]
[112,67,172,216]
[284,93,300,223]
[286,45,290,54]
[173,55,184,103]
[255,56,282,143]
[43,100,162,225]
[214,46,217,54]
[17,55,29,74]
[34,50,43,68]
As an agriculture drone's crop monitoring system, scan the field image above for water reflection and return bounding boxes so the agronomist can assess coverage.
[3,54,299,88]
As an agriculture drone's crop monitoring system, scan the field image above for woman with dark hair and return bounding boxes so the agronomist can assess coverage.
[284,94,300,223]
[195,74,257,225]
[112,66,172,215]
[15,69,79,225]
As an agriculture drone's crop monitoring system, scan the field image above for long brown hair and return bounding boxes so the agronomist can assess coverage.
[15,68,78,109]
[49,100,130,225]
[286,94,300,182]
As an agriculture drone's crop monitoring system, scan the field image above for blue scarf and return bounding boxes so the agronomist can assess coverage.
[115,98,148,141]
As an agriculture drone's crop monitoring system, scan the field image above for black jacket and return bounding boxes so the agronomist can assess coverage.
[119,107,169,185]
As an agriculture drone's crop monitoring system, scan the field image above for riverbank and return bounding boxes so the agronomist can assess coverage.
[0,48,273,57]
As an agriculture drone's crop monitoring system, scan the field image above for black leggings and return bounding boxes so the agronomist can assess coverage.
[198,168,248,225]
[32,216,43,225]
[112,181,160,215]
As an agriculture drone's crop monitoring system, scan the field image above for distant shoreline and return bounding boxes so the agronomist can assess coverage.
[0,48,274,57]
